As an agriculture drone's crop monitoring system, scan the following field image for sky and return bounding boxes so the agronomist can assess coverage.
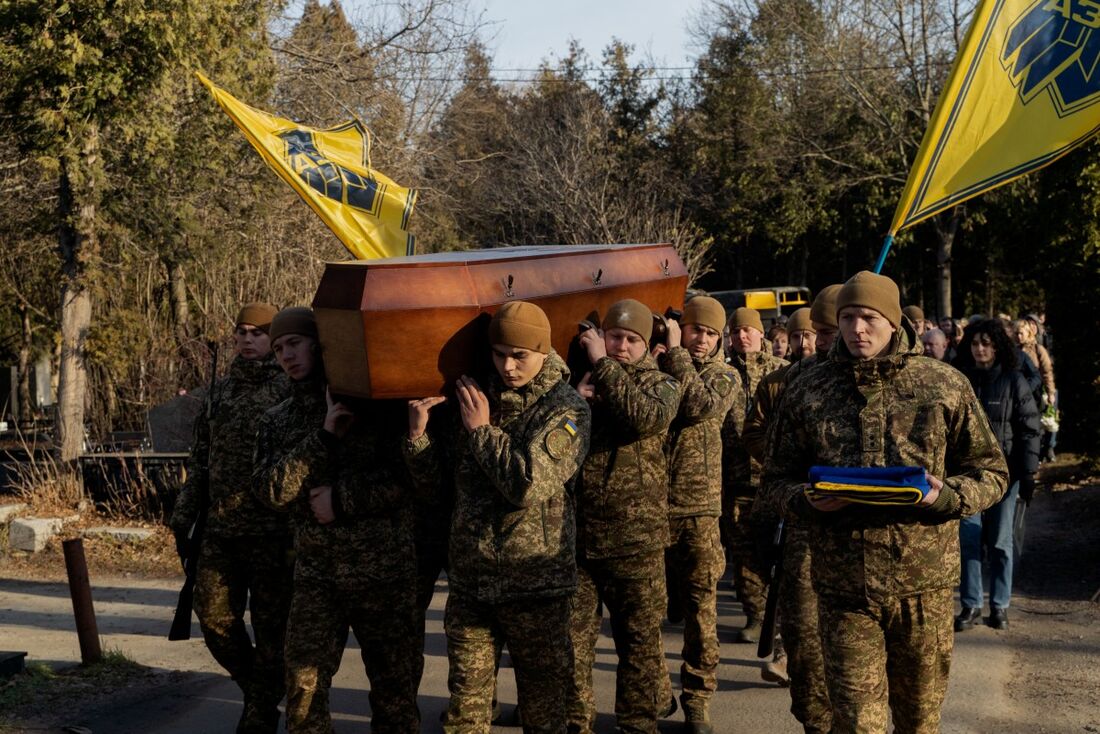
[477,0,706,72]
[285,0,709,77]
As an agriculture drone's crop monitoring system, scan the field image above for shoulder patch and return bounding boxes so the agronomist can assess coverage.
[714,372,734,396]
[545,429,571,460]
[545,416,580,460]
[657,377,680,401]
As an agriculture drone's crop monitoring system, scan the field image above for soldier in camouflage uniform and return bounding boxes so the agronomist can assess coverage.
[404,301,591,734]
[567,299,681,734]
[656,296,741,731]
[170,302,292,734]
[744,289,840,734]
[721,306,788,642]
[252,307,420,734]
[761,272,1008,734]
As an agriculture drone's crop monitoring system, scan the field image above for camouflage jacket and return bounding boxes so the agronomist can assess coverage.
[761,323,1009,602]
[577,353,680,559]
[171,355,290,538]
[252,379,416,587]
[721,347,788,499]
[660,346,742,518]
[404,353,591,604]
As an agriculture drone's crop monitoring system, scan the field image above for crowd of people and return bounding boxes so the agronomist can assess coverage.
[169,271,1054,734]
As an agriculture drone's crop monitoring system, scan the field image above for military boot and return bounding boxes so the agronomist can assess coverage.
[237,690,281,734]
[680,696,713,734]
[735,619,761,643]
[761,648,789,687]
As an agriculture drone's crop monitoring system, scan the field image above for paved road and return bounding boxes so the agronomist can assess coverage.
[0,570,1026,733]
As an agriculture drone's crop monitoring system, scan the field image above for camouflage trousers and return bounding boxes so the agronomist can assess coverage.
[778,525,831,734]
[284,574,420,734]
[193,534,292,733]
[444,591,573,733]
[664,516,724,710]
[568,551,666,734]
[722,496,767,624]
[818,587,954,734]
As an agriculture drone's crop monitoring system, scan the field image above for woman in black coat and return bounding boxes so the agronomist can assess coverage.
[952,319,1041,631]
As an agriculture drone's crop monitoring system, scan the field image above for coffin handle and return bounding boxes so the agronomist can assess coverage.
[504,274,515,297]
[592,269,603,286]
[661,259,670,277]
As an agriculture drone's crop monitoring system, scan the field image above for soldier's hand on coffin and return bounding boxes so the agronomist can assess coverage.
[650,343,668,358]
[918,472,943,508]
[666,319,681,349]
[456,375,490,431]
[408,396,447,440]
[579,326,606,363]
[324,387,355,438]
[576,372,596,401]
[309,486,335,525]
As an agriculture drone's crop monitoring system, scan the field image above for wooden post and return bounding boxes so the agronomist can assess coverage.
[62,538,102,665]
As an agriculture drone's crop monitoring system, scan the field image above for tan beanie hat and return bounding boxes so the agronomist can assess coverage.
[728,307,764,334]
[903,305,925,323]
[603,299,653,341]
[836,271,902,327]
[810,285,842,328]
[786,307,816,335]
[682,295,726,334]
[269,307,318,342]
[236,302,278,333]
[489,301,552,353]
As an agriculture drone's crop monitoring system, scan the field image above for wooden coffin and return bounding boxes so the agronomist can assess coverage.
[311,244,689,399]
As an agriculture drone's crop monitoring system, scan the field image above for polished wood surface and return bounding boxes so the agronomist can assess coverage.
[312,244,688,398]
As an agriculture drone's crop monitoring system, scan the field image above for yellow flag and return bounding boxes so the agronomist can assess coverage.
[889,0,1100,234]
[197,73,416,259]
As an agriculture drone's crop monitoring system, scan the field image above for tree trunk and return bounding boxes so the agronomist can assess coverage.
[167,259,190,339]
[56,125,99,462]
[17,304,32,425]
[933,209,959,319]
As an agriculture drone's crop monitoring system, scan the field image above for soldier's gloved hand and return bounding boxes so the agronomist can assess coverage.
[1018,474,1036,504]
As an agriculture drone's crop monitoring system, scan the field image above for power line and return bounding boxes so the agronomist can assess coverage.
[341,62,954,85]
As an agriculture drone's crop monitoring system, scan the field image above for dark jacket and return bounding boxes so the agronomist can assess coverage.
[964,364,1041,480]
[1016,350,1042,396]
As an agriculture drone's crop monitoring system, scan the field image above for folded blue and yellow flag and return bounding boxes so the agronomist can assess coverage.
[806,466,930,506]
[196,73,416,260]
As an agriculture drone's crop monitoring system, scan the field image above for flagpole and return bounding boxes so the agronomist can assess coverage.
[872,234,894,274]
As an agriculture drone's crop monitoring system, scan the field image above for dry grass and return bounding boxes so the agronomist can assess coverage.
[7,438,86,518]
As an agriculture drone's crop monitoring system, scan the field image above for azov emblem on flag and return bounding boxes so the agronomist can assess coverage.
[1002,0,1100,116]
[279,127,383,215]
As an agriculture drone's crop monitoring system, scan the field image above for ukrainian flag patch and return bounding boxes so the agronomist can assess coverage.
[564,419,578,437]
